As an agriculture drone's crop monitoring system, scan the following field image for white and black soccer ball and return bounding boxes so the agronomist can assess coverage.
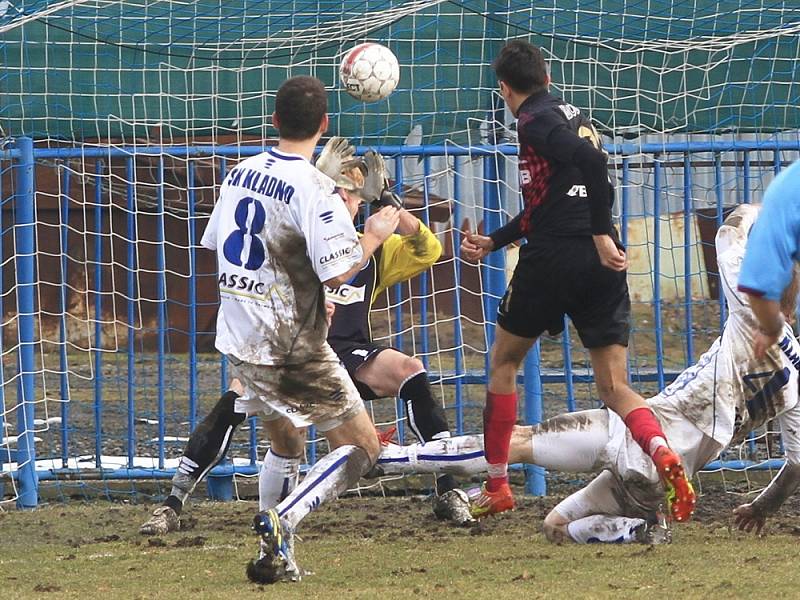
[339,42,400,103]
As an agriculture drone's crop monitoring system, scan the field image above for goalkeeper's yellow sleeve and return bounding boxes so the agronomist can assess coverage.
[373,222,442,301]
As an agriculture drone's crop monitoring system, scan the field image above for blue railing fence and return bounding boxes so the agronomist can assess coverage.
[1,137,798,508]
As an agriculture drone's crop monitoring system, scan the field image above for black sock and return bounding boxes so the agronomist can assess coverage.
[167,390,246,508]
[163,494,184,515]
[399,371,451,443]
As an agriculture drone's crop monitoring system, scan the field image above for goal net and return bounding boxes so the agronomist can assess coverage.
[0,0,799,507]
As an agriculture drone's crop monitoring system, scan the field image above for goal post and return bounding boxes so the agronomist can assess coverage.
[1,1,799,508]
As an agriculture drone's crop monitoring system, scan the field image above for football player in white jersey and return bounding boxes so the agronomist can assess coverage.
[200,76,402,583]
[370,204,800,543]
[139,144,472,541]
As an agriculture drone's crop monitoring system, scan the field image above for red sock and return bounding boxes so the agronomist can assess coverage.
[483,391,517,492]
[623,407,668,458]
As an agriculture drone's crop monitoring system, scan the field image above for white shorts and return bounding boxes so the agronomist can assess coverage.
[535,404,719,520]
[228,345,365,432]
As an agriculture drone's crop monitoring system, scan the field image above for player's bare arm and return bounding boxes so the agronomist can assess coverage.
[734,462,800,535]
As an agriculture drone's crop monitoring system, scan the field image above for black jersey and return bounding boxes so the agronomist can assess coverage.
[326,223,441,345]
[490,90,614,248]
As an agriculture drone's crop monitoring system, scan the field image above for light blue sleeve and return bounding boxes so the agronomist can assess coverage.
[738,162,800,302]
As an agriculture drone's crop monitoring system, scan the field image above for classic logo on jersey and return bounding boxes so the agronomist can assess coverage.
[319,210,334,224]
[320,247,354,265]
[325,283,366,305]
[218,272,269,297]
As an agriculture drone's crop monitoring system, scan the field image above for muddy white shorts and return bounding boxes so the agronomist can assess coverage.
[228,344,365,432]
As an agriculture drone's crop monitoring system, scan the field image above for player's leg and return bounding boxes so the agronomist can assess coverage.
[590,344,696,522]
[140,384,247,535]
[542,471,668,545]
[568,238,695,523]
[353,347,471,523]
[251,408,380,583]
[377,409,610,477]
[258,417,306,511]
[473,324,536,517]
[241,350,377,583]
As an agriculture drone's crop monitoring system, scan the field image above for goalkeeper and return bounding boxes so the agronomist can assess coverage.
[140,139,472,537]
[374,204,800,543]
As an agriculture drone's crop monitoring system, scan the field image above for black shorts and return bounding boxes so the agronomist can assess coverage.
[496,237,630,348]
[328,340,392,401]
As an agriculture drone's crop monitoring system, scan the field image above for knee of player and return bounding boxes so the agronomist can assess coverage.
[542,511,570,544]
[400,355,426,380]
[269,424,307,457]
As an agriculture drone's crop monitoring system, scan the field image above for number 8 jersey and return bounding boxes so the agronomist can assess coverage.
[201,148,363,366]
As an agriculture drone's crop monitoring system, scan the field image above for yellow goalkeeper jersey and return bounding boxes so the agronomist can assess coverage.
[326,222,442,345]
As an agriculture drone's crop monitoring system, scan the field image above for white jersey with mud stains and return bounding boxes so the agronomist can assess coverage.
[607,204,800,489]
[201,148,363,366]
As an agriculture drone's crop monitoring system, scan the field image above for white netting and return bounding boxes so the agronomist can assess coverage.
[1,1,799,506]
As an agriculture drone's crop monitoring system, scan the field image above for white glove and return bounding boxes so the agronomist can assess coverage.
[315,137,360,189]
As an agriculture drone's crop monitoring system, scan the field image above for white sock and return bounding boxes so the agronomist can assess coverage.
[259,449,301,511]
[376,435,488,477]
[566,515,647,544]
[276,444,371,530]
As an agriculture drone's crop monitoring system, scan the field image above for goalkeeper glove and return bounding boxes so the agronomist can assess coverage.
[360,150,404,209]
[315,136,360,189]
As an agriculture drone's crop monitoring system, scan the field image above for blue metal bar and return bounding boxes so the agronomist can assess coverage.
[621,158,629,248]
[13,137,39,508]
[481,154,505,353]
[21,455,785,482]
[93,159,104,468]
[743,152,751,204]
[392,154,406,442]
[218,157,228,394]
[652,157,665,389]
[523,342,545,496]
[392,154,405,352]
[451,155,465,435]
[714,153,726,332]
[125,158,137,467]
[25,139,800,161]
[0,151,5,482]
[187,161,198,431]
[683,154,694,365]
[774,149,782,175]
[59,166,71,467]
[156,157,167,469]
[418,155,431,366]
[561,321,576,412]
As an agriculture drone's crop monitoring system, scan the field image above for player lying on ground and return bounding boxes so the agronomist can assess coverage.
[461,39,694,522]
[374,205,800,543]
[140,140,471,538]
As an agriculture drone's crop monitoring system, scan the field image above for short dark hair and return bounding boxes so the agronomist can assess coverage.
[492,40,548,95]
[274,76,328,140]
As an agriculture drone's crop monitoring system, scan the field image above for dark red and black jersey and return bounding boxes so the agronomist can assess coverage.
[490,90,615,248]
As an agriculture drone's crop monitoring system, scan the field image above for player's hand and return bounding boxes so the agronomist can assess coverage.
[733,503,767,535]
[325,300,336,326]
[460,231,494,262]
[315,137,360,188]
[364,206,400,243]
[593,234,627,271]
[754,330,781,360]
[359,150,388,204]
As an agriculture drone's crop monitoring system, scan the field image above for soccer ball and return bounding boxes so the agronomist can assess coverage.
[339,43,400,102]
